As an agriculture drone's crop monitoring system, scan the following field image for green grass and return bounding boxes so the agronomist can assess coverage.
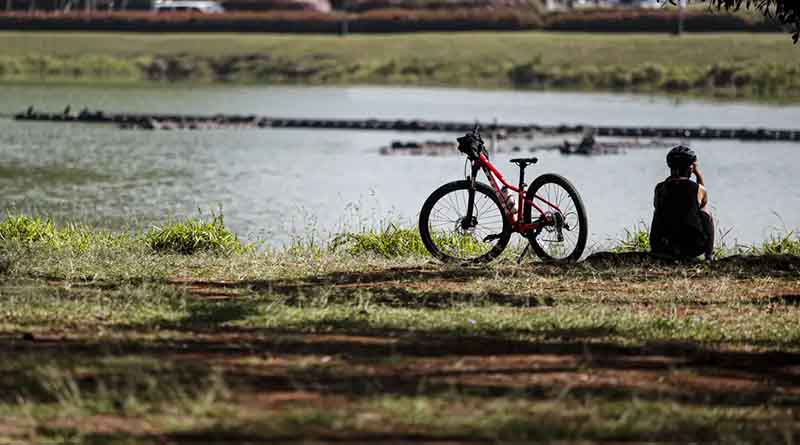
[0,32,797,101]
[331,224,429,258]
[612,224,651,253]
[0,214,128,251]
[0,32,791,66]
[751,231,800,256]
[145,212,249,255]
[0,212,249,255]
[1,214,800,443]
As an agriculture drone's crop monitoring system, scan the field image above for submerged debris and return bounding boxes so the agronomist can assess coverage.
[379,136,677,156]
[13,107,800,142]
[379,140,457,156]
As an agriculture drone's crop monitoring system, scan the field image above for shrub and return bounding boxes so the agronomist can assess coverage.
[545,9,778,33]
[602,65,632,89]
[706,62,741,88]
[0,9,542,32]
[732,69,756,89]
[662,70,694,91]
[79,55,140,78]
[508,56,546,86]
[0,55,23,77]
[631,62,665,87]
[145,214,247,255]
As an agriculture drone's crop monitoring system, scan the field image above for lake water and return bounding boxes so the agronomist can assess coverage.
[1,84,799,249]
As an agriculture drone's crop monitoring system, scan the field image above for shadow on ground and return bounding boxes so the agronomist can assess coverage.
[3,254,800,442]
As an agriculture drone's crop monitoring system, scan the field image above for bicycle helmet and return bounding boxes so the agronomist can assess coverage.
[666,145,697,169]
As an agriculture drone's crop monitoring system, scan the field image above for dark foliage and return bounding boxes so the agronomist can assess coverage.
[691,0,800,42]
[0,9,543,32]
[333,0,541,13]
[546,9,777,32]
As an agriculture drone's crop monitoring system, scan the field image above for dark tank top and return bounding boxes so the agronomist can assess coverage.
[650,177,707,258]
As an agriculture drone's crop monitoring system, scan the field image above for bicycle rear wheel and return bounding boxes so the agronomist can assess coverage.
[419,180,511,263]
[522,173,588,262]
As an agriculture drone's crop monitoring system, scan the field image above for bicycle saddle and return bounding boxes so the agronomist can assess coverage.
[510,157,538,166]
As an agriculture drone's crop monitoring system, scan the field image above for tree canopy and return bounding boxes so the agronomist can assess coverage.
[695,1,800,42]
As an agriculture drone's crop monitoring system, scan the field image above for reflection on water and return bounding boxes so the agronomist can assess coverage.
[1,84,799,247]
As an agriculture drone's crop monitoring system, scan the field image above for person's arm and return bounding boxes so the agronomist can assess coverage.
[653,183,661,209]
[692,162,705,187]
[693,162,708,210]
[698,185,708,210]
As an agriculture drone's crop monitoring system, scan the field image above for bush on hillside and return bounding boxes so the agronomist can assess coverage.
[507,59,800,96]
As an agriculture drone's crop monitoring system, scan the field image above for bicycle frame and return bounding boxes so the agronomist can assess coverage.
[470,152,563,234]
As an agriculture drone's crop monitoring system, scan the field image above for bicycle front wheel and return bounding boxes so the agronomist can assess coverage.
[523,173,588,262]
[419,180,511,264]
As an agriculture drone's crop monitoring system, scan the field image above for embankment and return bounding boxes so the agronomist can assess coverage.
[0,32,797,101]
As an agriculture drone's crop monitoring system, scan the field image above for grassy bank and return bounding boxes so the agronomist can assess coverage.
[1,214,800,443]
[0,31,797,101]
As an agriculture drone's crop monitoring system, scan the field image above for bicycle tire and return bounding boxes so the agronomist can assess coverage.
[522,173,588,262]
[419,180,511,264]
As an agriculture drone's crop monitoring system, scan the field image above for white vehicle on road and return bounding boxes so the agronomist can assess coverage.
[154,0,225,13]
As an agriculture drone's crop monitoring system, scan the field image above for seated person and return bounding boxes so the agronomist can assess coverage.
[650,145,714,261]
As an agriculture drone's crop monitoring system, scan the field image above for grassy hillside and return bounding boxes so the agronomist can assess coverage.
[1,31,791,65]
[0,32,797,100]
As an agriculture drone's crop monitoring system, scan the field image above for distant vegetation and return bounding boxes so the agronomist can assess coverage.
[546,8,777,32]
[507,59,800,99]
[0,9,544,32]
[704,0,800,41]
[0,32,795,101]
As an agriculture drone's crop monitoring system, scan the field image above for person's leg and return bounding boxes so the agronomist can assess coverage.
[700,210,714,260]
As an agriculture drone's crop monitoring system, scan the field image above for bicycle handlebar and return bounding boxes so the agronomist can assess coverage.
[456,128,487,161]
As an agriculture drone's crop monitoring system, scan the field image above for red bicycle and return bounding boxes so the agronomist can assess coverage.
[419,126,588,263]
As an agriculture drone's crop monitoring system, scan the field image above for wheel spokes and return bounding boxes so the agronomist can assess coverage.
[427,188,505,260]
[532,183,582,260]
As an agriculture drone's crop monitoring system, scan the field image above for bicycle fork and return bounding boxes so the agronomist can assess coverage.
[462,163,480,231]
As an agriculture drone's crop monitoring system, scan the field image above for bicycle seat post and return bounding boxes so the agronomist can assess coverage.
[517,163,526,195]
[509,157,537,194]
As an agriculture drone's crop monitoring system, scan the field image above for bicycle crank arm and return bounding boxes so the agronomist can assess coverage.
[483,233,503,242]
[517,243,531,264]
